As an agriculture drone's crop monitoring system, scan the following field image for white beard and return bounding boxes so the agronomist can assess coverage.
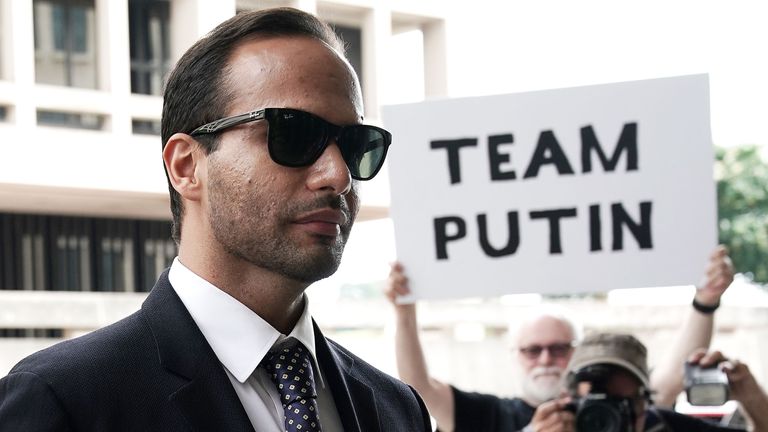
[519,366,564,405]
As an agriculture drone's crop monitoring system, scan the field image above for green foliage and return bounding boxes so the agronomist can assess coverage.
[716,145,768,283]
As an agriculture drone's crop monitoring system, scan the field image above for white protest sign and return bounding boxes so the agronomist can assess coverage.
[383,75,716,301]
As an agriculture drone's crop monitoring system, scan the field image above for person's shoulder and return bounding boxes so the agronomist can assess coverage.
[7,310,150,381]
[508,396,534,409]
[451,384,521,406]
[450,386,522,410]
[0,306,192,430]
[450,387,532,431]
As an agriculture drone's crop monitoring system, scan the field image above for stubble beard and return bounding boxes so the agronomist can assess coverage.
[208,173,357,283]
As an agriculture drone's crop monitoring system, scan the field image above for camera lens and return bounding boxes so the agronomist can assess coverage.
[576,402,623,432]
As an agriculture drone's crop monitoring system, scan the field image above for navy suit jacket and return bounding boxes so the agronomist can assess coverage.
[0,271,431,431]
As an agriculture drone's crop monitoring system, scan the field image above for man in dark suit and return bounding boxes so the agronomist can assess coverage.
[0,8,431,431]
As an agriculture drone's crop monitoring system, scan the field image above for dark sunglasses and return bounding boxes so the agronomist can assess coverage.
[518,342,574,360]
[190,107,391,181]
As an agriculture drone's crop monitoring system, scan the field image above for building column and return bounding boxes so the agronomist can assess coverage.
[8,0,36,129]
[0,1,14,81]
[97,0,132,135]
[423,19,448,98]
[363,6,391,121]
[170,0,237,63]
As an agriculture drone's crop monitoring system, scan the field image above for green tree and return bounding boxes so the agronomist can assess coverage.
[716,145,768,283]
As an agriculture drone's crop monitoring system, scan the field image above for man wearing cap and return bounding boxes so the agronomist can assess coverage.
[534,332,768,432]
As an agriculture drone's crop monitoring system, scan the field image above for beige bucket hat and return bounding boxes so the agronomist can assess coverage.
[566,332,650,388]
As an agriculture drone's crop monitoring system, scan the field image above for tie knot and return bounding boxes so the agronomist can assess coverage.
[262,338,319,404]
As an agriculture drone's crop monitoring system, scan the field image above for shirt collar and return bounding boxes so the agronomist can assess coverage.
[168,257,324,386]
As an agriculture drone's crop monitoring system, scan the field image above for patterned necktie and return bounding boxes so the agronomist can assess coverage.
[262,338,322,432]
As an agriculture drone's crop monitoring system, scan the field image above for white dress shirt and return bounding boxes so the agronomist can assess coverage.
[169,258,343,431]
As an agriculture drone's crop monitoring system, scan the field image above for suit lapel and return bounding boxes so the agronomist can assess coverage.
[141,271,254,432]
[314,322,380,432]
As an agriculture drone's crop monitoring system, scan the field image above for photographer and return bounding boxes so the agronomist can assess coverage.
[555,332,754,432]
[687,349,768,432]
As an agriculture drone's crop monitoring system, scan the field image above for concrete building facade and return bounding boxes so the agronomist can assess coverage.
[0,0,447,373]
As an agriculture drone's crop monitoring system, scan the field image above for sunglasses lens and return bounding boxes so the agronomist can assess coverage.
[549,344,572,358]
[265,109,327,167]
[520,346,543,359]
[520,343,573,359]
[339,126,391,180]
[265,108,391,180]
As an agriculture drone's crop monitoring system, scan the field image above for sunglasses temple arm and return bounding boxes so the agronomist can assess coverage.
[191,110,266,135]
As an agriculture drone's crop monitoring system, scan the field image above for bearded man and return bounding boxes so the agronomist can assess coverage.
[385,264,577,432]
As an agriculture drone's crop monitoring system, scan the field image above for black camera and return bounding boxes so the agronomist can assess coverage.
[566,365,640,432]
[684,362,729,406]
[566,393,635,432]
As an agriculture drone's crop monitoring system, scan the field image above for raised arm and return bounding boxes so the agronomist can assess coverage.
[690,349,768,432]
[386,262,456,432]
[650,245,734,407]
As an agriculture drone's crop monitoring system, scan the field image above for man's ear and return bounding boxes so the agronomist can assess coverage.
[163,133,205,202]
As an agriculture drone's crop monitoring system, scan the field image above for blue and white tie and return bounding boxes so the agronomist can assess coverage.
[262,338,322,432]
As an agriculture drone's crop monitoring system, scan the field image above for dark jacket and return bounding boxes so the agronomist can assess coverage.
[0,271,431,431]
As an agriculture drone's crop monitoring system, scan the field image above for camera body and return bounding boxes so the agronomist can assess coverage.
[566,364,642,432]
[684,362,729,406]
[566,393,635,432]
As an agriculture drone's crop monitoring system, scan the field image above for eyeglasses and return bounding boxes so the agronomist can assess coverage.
[190,108,392,181]
[518,342,574,360]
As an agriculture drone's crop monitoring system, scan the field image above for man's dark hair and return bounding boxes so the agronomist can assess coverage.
[161,8,345,244]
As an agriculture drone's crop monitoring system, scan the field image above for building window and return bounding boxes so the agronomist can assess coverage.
[0,213,175,292]
[33,0,98,89]
[37,109,105,130]
[129,0,171,95]
[132,118,161,135]
[0,106,7,121]
[0,329,64,338]
[19,217,47,291]
[50,217,91,291]
[330,24,363,89]
[96,220,134,292]
[143,237,176,292]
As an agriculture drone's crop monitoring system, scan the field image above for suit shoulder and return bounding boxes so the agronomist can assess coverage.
[0,369,74,430]
[8,311,152,380]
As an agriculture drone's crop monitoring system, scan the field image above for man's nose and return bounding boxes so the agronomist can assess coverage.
[306,142,352,195]
[537,348,554,365]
